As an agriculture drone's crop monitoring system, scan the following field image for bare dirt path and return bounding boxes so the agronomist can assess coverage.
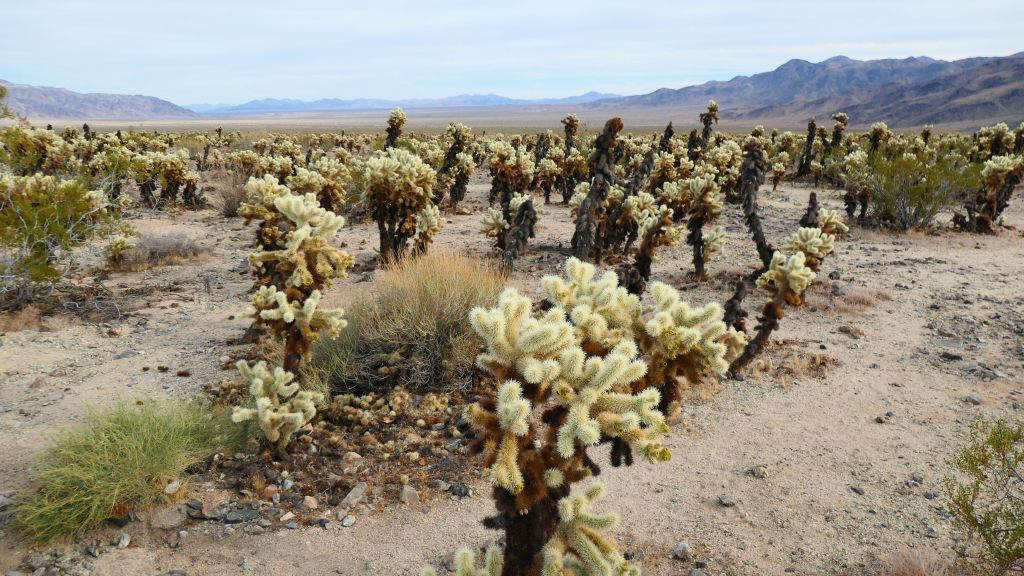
[2,180,1021,575]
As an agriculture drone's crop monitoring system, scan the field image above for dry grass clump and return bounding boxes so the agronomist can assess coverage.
[219,186,247,217]
[0,304,75,333]
[308,251,504,395]
[14,399,249,544]
[0,304,44,333]
[107,233,206,272]
[883,548,953,576]
[750,345,836,386]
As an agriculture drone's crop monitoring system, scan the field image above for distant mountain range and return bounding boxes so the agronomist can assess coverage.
[594,52,1024,127]
[184,91,620,114]
[733,54,1024,127]
[0,80,197,120]
[4,52,1023,127]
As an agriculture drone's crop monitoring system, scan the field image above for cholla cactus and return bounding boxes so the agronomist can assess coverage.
[699,100,719,148]
[421,547,503,576]
[954,154,1023,233]
[685,176,724,278]
[487,140,534,207]
[818,208,849,236]
[231,360,324,451]
[730,251,816,373]
[796,118,817,177]
[287,156,351,212]
[739,140,775,270]
[233,178,352,452]
[574,118,624,261]
[413,203,445,254]
[426,258,745,574]
[385,107,406,149]
[783,227,835,270]
[435,123,474,208]
[541,484,637,576]
[702,227,726,262]
[362,147,438,260]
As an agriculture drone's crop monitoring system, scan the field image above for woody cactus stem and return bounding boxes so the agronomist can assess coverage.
[799,192,820,228]
[796,118,817,177]
[740,142,774,270]
[687,215,706,279]
[722,280,748,333]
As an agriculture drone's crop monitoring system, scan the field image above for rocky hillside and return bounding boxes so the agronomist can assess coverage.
[600,55,990,109]
[740,54,1024,127]
[0,80,197,120]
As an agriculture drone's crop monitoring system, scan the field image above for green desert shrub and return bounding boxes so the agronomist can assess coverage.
[945,418,1024,575]
[308,251,504,395]
[859,153,980,230]
[14,399,249,544]
[0,173,125,309]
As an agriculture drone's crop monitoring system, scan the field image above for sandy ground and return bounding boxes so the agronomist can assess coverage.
[1,175,1022,575]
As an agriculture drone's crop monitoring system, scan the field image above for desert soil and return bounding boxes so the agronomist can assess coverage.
[1,176,1022,576]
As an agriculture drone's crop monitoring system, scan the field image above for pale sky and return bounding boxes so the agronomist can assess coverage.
[3,0,1022,105]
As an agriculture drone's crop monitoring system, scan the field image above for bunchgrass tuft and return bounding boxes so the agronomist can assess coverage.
[14,399,249,544]
[308,251,504,395]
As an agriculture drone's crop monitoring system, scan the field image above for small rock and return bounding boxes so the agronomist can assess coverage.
[116,533,131,549]
[671,542,692,561]
[875,415,886,424]
[433,480,450,492]
[260,484,278,501]
[284,521,299,530]
[749,466,767,479]
[341,482,368,507]
[450,483,471,498]
[718,495,736,507]
[851,485,865,495]
[400,485,420,506]
[279,511,295,522]
[156,572,188,576]
[163,480,181,495]
[244,525,265,536]
[282,479,294,491]
[150,506,186,530]
[302,496,319,511]
[911,472,924,484]
[965,395,982,406]
[924,491,938,500]
[940,351,963,361]
[224,508,259,524]
[690,570,707,576]
[341,515,356,527]
[828,270,842,280]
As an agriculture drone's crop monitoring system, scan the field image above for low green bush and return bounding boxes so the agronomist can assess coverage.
[15,399,249,544]
[858,153,981,230]
[946,418,1024,575]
